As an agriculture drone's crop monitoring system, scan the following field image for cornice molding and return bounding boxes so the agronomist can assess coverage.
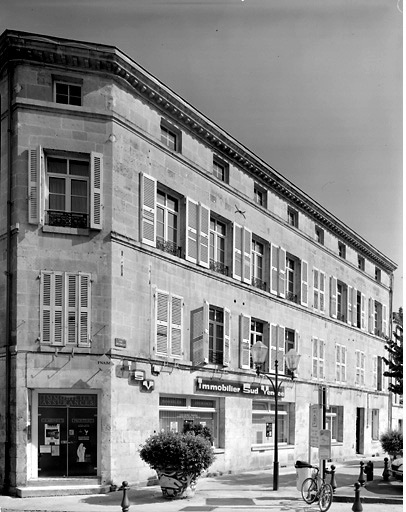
[0,29,397,273]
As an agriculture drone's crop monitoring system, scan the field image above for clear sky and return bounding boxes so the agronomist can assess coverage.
[2,0,403,311]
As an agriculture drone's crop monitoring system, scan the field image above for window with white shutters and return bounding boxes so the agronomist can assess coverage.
[239,314,251,370]
[335,344,346,383]
[355,350,365,386]
[186,198,210,268]
[232,223,251,284]
[312,337,325,380]
[28,147,103,229]
[313,268,326,313]
[270,324,285,373]
[154,289,183,359]
[40,271,91,346]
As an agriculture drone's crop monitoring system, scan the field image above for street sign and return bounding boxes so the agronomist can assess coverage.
[310,404,320,447]
[319,429,332,460]
[97,354,114,372]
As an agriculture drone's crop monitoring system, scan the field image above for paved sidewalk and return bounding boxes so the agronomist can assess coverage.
[0,458,402,512]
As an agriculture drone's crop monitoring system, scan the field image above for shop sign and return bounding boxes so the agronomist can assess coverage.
[98,354,114,372]
[196,378,284,398]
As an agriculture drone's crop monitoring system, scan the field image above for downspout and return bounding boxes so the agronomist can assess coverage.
[4,60,14,493]
[388,272,394,430]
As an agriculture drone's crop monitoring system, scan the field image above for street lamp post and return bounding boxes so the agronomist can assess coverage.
[251,342,300,491]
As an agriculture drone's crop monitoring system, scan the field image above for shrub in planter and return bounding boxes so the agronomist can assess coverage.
[139,430,215,499]
[380,429,403,458]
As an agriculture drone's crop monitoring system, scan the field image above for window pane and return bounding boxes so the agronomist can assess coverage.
[71,180,88,213]
[48,158,67,174]
[49,177,66,210]
[70,160,89,177]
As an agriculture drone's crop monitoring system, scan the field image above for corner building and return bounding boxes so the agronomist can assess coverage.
[0,30,397,495]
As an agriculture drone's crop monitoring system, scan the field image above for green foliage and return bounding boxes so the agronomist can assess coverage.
[379,429,403,456]
[182,423,214,444]
[139,431,215,479]
[383,307,403,395]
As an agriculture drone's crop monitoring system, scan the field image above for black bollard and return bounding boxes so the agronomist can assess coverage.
[352,482,363,512]
[120,481,130,512]
[382,457,390,481]
[365,461,373,482]
[358,461,366,486]
[329,464,337,492]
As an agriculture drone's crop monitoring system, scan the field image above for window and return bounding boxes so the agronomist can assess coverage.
[254,185,266,208]
[287,206,298,228]
[373,356,384,391]
[250,319,266,370]
[338,241,346,259]
[335,344,346,383]
[369,299,387,337]
[232,223,251,283]
[191,302,230,367]
[355,350,365,386]
[28,148,102,230]
[375,267,381,283]
[160,121,181,152]
[40,271,91,347]
[185,198,210,268]
[330,277,348,322]
[159,395,219,447]
[371,409,379,440]
[337,282,345,321]
[212,157,228,183]
[358,255,365,271]
[252,401,295,446]
[154,289,183,358]
[315,226,324,245]
[156,190,179,255]
[313,269,326,313]
[286,257,297,302]
[239,315,268,371]
[285,253,308,306]
[284,329,295,375]
[210,218,228,275]
[54,81,82,106]
[326,406,344,442]
[312,337,325,380]
[251,239,266,290]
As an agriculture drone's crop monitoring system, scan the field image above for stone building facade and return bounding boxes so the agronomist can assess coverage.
[0,30,397,495]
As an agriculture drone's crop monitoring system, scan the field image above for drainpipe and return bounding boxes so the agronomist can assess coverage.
[388,272,394,430]
[4,60,14,494]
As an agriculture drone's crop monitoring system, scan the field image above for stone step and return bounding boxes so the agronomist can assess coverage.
[16,482,110,498]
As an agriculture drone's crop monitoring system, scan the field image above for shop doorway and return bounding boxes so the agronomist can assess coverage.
[356,407,365,454]
[37,393,97,478]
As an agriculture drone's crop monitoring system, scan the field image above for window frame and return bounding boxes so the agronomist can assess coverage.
[251,401,295,447]
[287,206,298,228]
[160,120,182,153]
[338,241,346,259]
[212,156,229,183]
[358,255,365,271]
[54,80,82,106]
[315,225,324,245]
[254,184,267,208]
[156,188,179,254]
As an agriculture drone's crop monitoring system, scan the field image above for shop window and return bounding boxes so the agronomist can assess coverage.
[251,238,266,291]
[160,120,182,152]
[287,206,298,228]
[28,148,103,230]
[371,409,379,440]
[210,218,228,276]
[335,344,346,383]
[315,226,324,245]
[54,81,82,106]
[312,337,325,380]
[313,268,326,313]
[325,406,344,442]
[191,301,230,367]
[154,289,183,359]
[251,401,295,446]
[159,395,219,447]
[355,350,365,386]
[212,156,229,183]
[40,271,91,347]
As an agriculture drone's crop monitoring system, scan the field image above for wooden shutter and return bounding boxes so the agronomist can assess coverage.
[270,324,277,371]
[319,340,325,379]
[347,286,353,325]
[40,271,64,346]
[382,305,388,336]
[90,152,103,229]
[320,271,326,313]
[301,260,308,306]
[223,308,231,366]
[239,314,251,369]
[313,269,319,310]
[361,293,366,330]
[140,173,156,247]
[66,274,78,344]
[233,223,242,280]
[377,356,383,391]
[372,355,378,389]
[199,204,210,268]
[270,324,284,370]
[185,198,198,263]
[270,244,279,295]
[78,273,91,347]
[335,345,340,381]
[170,295,183,358]
[368,298,374,333]
[342,346,347,382]
[28,146,42,224]
[156,290,169,356]
[330,276,337,318]
[278,247,286,298]
[312,337,318,378]
[355,350,360,385]
[352,287,357,326]
[191,301,209,365]
[243,227,252,284]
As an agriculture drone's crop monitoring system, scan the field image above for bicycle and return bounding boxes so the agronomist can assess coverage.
[301,465,333,512]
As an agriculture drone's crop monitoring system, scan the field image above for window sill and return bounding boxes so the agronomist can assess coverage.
[213,448,225,454]
[39,345,91,354]
[251,443,293,452]
[42,225,90,236]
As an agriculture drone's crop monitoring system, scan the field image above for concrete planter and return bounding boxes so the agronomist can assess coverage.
[156,468,198,499]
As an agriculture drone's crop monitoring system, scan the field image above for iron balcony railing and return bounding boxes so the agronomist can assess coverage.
[47,211,88,229]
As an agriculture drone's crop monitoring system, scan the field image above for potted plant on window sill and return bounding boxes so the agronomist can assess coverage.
[139,430,215,499]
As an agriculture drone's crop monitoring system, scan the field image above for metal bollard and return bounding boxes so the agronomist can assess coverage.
[120,481,130,512]
[358,461,366,487]
[382,457,390,481]
[329,464,337,492]
[365,461,373,481]
[352,482,363,512]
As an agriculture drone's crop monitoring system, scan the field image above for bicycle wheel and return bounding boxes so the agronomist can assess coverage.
[301,477,318,504]
[318,483,333,512]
